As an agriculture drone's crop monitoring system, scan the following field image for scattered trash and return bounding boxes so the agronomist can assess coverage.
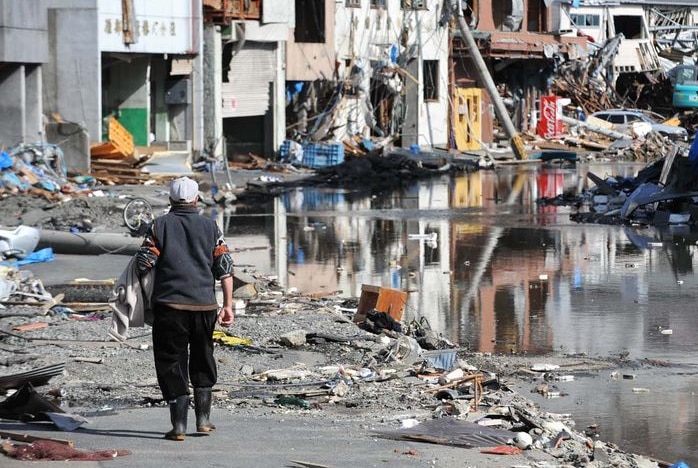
[0,365,66,391]
[11,322,49,333]
[212,330,253,347]
[480,445,523,455]
[273,395,310,409]
[0,226,41,259]
[353,284,407,324]
[260,367,313,382]
[3,439,130,461]
[531,363,560,372]
[513,431,533,450]
[422,349,458,372]
[400,418,420,429]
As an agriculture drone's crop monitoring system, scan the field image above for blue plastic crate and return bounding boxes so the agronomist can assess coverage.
[302,142,344,168]
[281,141,344,168]
[279,140,291,159]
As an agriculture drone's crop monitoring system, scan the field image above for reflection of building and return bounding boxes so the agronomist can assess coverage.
[230,167,698,361]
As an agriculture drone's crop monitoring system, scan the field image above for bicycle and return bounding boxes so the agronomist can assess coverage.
[122,197,155,237]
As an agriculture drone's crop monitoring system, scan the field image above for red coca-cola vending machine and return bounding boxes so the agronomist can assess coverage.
[537,95,563,139]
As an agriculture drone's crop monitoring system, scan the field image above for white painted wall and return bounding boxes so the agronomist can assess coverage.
[564,6,605,42]
[566,4,660,73]
[98,0,198,53]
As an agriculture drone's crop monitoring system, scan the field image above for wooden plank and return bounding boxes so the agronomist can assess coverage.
[89,117,134,159]
[12,322,49,332]
[91,172,151,181]
[90,166,143,175]
[0,431,74,447]
[563,137,609,151]
[107,117,134,156]
[41,293,64,313]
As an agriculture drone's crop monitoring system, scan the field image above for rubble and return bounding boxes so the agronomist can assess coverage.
[0,268,674,467]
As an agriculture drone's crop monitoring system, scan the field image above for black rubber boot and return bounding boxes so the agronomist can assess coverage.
[194,387,216,433]
[165,395,189,441]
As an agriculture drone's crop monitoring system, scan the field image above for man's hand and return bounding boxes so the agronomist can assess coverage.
[217,305,234,327]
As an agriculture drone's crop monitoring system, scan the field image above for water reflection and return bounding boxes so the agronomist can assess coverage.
[223,163,698,465]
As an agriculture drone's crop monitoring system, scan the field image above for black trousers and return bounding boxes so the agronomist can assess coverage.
[152,303,217,401]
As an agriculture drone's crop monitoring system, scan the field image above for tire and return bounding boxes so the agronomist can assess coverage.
[123,198,154,232]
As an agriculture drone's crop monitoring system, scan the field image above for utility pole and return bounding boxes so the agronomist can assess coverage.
[449,0,527,160]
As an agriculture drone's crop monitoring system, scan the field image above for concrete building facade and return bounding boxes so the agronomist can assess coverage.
[202,0,289,159]
[0,0,49,149]
[0,0,205,173]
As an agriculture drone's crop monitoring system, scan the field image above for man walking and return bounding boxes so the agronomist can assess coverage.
[136,176,234,441]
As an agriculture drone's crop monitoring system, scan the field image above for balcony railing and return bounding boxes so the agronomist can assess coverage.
[203,0,261,23]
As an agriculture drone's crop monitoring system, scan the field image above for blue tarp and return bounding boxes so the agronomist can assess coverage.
[0,247,54,267]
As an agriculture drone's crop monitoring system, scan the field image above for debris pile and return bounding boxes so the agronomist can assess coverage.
[0,270,669,466]
[0,143,72,200]
[552,39,626,115]
[537,150,698,228]
[602,131,683,162]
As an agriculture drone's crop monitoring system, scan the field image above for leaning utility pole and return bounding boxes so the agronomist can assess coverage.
[449,0,527,160]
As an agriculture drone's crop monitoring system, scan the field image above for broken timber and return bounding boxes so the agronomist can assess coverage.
[0,431,74,447]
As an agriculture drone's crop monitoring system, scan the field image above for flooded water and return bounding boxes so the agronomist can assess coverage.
[223,162,698,466]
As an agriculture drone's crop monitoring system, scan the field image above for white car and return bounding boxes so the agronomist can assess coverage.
[590,109,688,141]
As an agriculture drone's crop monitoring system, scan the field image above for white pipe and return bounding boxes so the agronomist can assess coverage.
[38,231,141,256]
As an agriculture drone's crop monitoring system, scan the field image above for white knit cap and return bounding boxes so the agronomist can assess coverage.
[169,177,199,203]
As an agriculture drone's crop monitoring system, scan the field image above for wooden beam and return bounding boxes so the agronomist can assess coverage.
[0,431,74,447]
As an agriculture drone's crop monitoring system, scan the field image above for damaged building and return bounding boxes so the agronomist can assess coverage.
[4,0,698,175]
[202,0,288,160]
[284,0,451,152]
[197,0,698,158]
[0,0,206,173]
[554,1,698,115]
[450,1,588,150]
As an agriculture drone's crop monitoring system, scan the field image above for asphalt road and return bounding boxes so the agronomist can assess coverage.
[0,406,558,467]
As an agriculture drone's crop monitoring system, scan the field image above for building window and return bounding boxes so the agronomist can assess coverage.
[346,0,361,7]
[423,60,439,101]
[371,0,387,9]
[295,0,325,43]
[402,0,427,9]
[613,15,644,39]
[570,13,600,27]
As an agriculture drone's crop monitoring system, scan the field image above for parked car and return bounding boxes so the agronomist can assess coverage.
[590,109,688,141]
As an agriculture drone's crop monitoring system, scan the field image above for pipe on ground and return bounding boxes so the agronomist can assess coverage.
[38,230,141,256]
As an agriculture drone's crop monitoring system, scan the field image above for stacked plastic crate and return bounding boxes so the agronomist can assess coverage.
[279,140,344,168]
[303,142,344,168]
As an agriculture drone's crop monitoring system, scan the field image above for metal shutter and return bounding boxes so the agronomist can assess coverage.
[222,43,275,118]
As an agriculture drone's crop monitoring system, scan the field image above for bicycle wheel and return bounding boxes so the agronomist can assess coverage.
[123,198,154,231]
